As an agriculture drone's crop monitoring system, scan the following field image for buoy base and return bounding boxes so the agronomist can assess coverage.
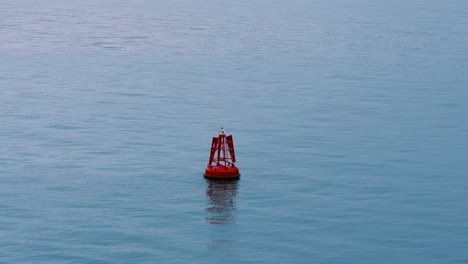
[204,165,240,180]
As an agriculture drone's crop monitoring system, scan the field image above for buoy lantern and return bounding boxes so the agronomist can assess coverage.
[204,127,240,179]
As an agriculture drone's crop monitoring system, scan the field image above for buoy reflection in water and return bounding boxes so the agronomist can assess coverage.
[205,179,239,226]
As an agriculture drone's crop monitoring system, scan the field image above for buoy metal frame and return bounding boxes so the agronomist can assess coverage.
[204,127,240,180]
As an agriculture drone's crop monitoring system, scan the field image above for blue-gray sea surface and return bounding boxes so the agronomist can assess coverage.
[1,0,467,263]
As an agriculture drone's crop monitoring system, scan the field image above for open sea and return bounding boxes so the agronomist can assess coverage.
[1,0,468,263]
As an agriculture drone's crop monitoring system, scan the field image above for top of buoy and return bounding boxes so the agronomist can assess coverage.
[219,126,225,135]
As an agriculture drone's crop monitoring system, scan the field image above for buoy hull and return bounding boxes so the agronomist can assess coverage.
[204,165,240,180]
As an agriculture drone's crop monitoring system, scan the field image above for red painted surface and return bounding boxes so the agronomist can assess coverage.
[204,127,240,179]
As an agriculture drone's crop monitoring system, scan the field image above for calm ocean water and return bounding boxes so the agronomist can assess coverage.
[1,0,468,263]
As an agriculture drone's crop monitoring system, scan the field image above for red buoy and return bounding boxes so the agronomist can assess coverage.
[204,127,240,179]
